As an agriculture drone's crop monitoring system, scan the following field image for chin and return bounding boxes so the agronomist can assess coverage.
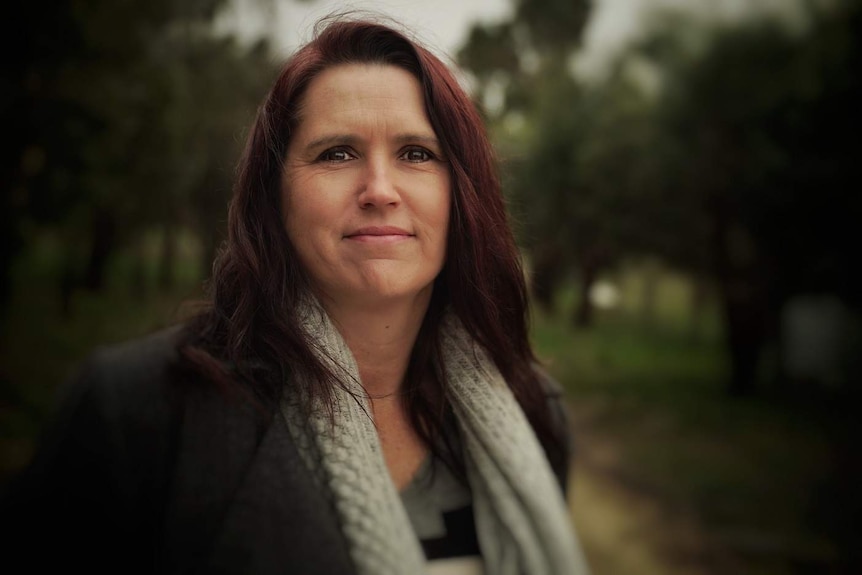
[345,280,435,307]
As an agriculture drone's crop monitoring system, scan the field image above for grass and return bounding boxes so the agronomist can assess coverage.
[1,245,856,572]
[0,231,203,482]
[531,264,855,573]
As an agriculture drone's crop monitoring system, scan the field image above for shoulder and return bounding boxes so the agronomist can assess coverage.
[532,363,575,493]
[44,325,195,466]
[81,324,185,387]
[2,326,288,572]
[0,327,189,568]
[51,326,188,434]
[64,324,273,452]
[533,362,570,433]
[534,362,565,399]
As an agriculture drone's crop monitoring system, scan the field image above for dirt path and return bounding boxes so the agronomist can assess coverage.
[566,405,736,575]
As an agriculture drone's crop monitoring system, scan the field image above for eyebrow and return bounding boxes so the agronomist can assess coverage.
[301,133,442,154]
[394,134,441,148]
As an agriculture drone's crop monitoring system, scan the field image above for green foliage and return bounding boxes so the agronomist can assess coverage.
[5,0,277,298]
[463,0,862,387]
[515,0,591,52]
[460,0,615,321]
[458,0,591,120]
[0,232,203,484]
[532,269,855,572]
[638,1,862,299]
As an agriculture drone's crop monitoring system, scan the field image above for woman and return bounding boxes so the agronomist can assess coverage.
[2,18,589,575]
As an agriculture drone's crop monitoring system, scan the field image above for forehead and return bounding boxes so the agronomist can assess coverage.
[292,64,433,136]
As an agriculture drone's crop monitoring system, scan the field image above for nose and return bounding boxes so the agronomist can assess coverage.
[358,158,400,209]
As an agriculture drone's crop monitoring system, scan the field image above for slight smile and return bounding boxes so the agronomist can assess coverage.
[344,226,414,243]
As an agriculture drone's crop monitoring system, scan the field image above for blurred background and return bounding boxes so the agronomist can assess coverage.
[2,0,860,573]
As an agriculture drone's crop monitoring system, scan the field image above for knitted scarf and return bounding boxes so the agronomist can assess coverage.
[280,304,590,575]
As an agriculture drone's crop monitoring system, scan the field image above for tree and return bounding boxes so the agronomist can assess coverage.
[3,0,275,309]
[510,64,658,325]
[632,1,862,393]
[458,0,594,318]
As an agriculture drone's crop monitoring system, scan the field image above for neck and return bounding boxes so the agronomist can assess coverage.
[319,290,431,399]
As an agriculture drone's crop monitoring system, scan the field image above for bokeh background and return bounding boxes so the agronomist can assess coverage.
[2,0,860,573]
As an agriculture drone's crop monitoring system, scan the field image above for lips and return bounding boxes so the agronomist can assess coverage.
[344,226,413,241]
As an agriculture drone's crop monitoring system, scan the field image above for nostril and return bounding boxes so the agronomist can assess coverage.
[358,179,400,208]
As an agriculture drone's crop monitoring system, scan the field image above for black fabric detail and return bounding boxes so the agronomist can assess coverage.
[419,505,481,560]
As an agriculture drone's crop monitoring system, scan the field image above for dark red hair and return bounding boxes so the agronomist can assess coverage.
[183,17,562,472]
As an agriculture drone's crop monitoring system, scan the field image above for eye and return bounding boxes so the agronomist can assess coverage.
[318,147,355,163]
[400,147,434,163]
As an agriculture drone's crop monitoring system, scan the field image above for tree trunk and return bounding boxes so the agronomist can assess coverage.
[200,228,220,282]
[531,244,563,313]
[722,291,766,395]
[640,259,659,331]
[0,211,21,317]
[574,259,598,328]
[158,221,177,291]
[130,235,147,299]
[712,202,767,396]
[84,208,117,291]
[59,254,78,318]
[688,274,709,343]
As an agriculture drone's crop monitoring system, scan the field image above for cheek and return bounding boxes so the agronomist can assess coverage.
[437,203,451,244]
[423,170,451,227]
[430,191,452,260]
[280,182,295,230]
[281,193,298,242]
[284,195,340,270]
[438,180,453,237]
[283,180,322,233]
[282,192,316,260]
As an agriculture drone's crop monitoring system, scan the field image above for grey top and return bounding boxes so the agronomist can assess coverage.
[400,455,473,540]
[400,453,484,573]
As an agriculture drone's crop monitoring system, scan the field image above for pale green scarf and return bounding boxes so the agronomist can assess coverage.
[280,304,590,575]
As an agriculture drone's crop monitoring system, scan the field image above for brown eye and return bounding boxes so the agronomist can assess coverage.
[319,148,354,163]
[401,147,433,163]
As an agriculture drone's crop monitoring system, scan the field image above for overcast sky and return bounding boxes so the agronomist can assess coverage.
[218,0,808,77]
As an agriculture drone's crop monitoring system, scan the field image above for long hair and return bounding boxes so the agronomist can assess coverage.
[182,18,563,472]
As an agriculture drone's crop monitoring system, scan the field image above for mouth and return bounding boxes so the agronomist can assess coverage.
[344,226,414,242]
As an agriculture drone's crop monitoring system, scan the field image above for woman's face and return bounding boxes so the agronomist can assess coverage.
[282,64,451,309]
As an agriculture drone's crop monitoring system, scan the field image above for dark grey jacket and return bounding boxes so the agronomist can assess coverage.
[1,327,571,574]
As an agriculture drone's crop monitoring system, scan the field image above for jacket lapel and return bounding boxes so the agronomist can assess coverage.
[205,407,355,574]
[163,385,354,574]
